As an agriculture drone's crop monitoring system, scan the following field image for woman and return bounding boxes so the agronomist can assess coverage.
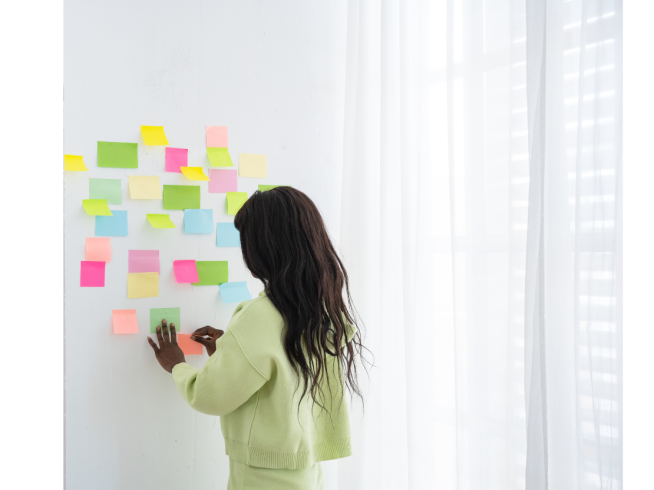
[148,187,366,490]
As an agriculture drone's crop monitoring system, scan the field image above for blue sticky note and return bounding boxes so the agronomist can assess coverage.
[219,282,252,303]
[184,209,214,234]
[95,210,128,236]
[216,222,241,247]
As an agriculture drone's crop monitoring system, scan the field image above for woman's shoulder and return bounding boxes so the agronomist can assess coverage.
[227,292,284,344]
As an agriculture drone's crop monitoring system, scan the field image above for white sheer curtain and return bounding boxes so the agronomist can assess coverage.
[334,0,621,489]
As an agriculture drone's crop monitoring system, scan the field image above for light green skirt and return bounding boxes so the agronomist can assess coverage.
[227,457,324,490]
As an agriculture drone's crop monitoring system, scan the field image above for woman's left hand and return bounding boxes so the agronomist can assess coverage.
[147,319,186,373]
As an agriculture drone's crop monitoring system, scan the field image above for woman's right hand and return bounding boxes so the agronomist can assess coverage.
[190,326,225,356]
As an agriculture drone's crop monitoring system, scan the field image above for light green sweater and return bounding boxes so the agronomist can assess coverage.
[172,291,357,470]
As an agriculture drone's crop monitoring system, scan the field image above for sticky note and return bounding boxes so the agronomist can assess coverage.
[184,209,213,234]
[177,334,204,355]
[147,214,176,229]
[128,176,162,199]
[206,126,228,147]
[219,282,252,303]
[80,261,105,287]
[85,237,111,262]
[173,260,199,283]
[127,272,159,299]
[239,154,266,178]
[226,192,248,215]
[149,307,181,334]
[141,126,169,145]
[96,210,128,236]
[83,199,112,216]
[163,185,201,210]
[165,147,188,172]
[112,309,138,334]
[97,142,138,168]
[89,179,122,205]
[259,185,289,191]
[64,155,87,171]
[180,167,209,181]
[193,261,228,286]
[128,250,160,273]
[207,147,233,167]
[209,169,237,193]
[216,223,241,247]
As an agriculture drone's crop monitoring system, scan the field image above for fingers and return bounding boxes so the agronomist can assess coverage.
[213,329,225,340]
[156,325,165,345]
[147,337,160,354]
[192,326,215,337]
[190,336,211,346]
[170,323,177,344]
[161,319,170,344]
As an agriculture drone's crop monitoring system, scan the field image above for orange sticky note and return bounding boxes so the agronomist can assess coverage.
[206,126,228,147]
[85,237,111,262]
[177,334,204,355]
[112,309,139,334]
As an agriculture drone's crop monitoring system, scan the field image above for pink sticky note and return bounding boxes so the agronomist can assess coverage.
[81,261,106,287]
[165,147,188,173]
[173,260,199,283]
[128,250,160,273]
[178,334,204,355]
[112,309,139,334]
[206,126,228,148]
[209,169,237,193]
[85,237,111,262]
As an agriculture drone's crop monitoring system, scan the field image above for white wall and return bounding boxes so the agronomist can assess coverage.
[64,1,347,488]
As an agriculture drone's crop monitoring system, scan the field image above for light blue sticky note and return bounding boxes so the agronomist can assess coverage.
[219,282,252,303]
[216,222,241,247]
[184,209,214,234]
[95,210,128,236]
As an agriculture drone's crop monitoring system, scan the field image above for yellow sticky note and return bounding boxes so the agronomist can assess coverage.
[64,155,87,171]
[226,192,248,215]
[128,176,162,199]
[141,126,169,146]
[127,272,159,299]
[180,167,209,181]
[82,199,113,216]
[239,154,267,178]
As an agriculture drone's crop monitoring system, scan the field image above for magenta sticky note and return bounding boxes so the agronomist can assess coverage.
[80,261,106,287]
[165,147,188,173]
[206,126,228,148]
[209,169,237,193]
[128,250,160,273]
[173,260,199,283]
[112,309,139,334]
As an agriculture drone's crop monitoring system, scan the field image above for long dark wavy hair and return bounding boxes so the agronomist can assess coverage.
[234,186,368,417]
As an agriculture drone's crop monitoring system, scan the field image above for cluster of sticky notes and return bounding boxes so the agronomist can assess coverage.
[219,282,252,303]
[129,176,162,199]
[173,260,199,283]
[184,209,213,233]
[163,185,201,210]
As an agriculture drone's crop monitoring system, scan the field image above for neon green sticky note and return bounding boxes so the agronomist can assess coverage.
[82,199,113,216]
[147,214,176,228]
[180,167,209,181]
[97,142,138,168]
[89,179,122,204]
[192,261,228,286]
[239,153,266,177]
[207,147,233,167]
[226,192,248,215]
[163,185,201,210]
[141,126,169,145]
[128,176,162,199]
[64,155,87,171]
[258,185,291,191]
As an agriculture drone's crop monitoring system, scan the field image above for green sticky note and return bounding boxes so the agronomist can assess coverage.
[89,178,122,205]
[149,307,181,334]
[258,185,291,191]
[226,192,248,215]
[163,185,201,210]
[97,142,138,168]
[82,199,112,216]
[207,147,233,167]
[147,214,176,229]
[193,261,228,286]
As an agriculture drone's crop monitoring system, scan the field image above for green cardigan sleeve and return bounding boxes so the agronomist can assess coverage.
[171,329,269,416]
